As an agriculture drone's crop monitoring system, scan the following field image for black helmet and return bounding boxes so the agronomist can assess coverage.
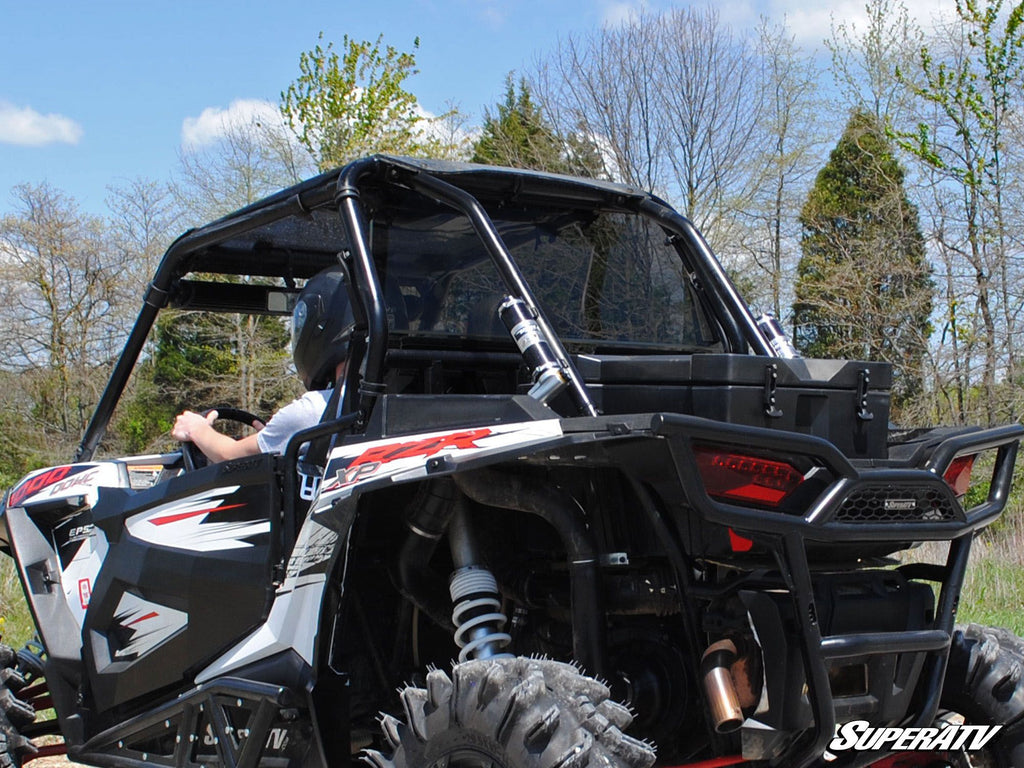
[292,266,356,390]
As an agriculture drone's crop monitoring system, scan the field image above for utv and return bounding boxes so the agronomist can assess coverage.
[0,155,1021,768]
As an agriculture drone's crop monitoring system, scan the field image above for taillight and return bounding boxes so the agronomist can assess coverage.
[694,445,805,508]
[943,454,976,497]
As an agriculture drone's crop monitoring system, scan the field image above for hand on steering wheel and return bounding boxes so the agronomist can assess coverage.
[179,406,266,471]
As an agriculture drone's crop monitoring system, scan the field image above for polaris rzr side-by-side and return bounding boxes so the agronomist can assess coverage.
[1,155,1022,768]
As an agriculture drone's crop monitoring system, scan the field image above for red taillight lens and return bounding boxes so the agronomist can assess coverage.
[943,454,976,497]
[694,445,805,508]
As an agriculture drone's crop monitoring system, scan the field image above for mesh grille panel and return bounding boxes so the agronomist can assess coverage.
[836,485,961,523]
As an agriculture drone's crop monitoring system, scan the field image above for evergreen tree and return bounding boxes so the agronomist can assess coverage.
[472,75,604,176]
[793,109,932,405]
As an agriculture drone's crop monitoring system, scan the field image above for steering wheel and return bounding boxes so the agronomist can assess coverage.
[180,406,267,471]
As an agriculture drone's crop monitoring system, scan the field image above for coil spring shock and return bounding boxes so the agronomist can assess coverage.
[449,567,512,662]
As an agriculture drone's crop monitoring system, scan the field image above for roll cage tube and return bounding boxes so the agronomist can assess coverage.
[390,163,599,417]
[335,158,390,426]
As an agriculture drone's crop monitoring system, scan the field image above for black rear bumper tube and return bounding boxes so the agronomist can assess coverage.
[644,413,1022,768]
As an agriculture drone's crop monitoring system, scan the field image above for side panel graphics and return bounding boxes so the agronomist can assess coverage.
[10,463,120,508]
[125,486,270,552]
[322,420,564,497]
[110,592,188,662]
[83,456,280,712]
[54,516,109,629]
[197,420,565,681]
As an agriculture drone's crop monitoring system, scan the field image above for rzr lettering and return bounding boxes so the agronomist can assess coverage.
[348,428,493,469]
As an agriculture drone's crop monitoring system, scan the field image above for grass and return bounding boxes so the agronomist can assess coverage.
[891,489,1024,635]
[0,556,35,648]
[953,511,1024,635]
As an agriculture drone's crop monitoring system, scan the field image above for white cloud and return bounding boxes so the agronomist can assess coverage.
[774,0,865,47]
[756,0,958,50]
[602,2,636,27]
[181,98,285,148]
[601,1,657,27]
[0,101,83,147]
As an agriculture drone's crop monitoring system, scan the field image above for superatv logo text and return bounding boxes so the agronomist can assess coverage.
[830,720,1002,752]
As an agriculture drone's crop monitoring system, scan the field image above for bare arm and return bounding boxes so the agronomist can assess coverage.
[171,410,261,463]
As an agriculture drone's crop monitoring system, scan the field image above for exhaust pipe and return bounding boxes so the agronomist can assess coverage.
[701,639,744,733]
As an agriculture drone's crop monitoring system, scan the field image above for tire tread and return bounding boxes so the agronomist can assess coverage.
[365,657,655,768]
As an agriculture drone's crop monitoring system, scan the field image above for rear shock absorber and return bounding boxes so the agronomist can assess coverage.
[498,296,568,405]
[448,496,512,661]
[449,567,512,661]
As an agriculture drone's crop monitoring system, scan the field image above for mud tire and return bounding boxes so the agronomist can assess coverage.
[363,657,656,768]
[938,624,1024,767]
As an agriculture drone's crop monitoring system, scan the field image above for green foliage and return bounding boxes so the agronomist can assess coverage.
[0,559,34,648]
[281,32,455,171]
[794,109,933,406]
[472,74,605,176]
[903,0,1024,187]
[152,313,240,401]
[894,0,1024,425]
[113,310,298,453]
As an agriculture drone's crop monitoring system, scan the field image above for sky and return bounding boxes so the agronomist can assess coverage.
[0,0,939,218]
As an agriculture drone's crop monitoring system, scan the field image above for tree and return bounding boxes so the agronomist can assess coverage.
[281,33,456,170]
[0,184,127,458]
[105,177,181,297]
[472,74,604,176]
[794,109,933,407]
[898,0,1024,424]
[827,0,924,128]
[534,7,767,254]
[737,20,824,318]
[175,118,312,224]
[171,118,306,411]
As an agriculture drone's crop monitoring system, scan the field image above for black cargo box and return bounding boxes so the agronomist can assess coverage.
[573,353,891,459]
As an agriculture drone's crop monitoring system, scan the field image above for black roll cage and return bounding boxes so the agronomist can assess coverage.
[76,155,773,461]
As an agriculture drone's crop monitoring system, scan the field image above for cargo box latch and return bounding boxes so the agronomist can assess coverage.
[857,368,874,421]
[763,364,783,418]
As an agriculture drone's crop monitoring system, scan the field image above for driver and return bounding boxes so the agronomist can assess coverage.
[171,266,355,463]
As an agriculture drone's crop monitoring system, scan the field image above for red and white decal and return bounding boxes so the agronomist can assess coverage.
[321,420,564,496]
[58,524,108,628]
[8,463,119,507]
[125,486,269,551]
[112,592,187,660]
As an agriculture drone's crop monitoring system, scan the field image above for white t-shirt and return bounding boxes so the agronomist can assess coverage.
[256,389,331,455]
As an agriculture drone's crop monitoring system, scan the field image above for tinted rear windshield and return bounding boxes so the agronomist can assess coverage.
[377,205,721,353]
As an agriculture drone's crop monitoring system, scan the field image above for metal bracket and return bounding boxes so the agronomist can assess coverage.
[856,369,874,422]
[763,364,783,418]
